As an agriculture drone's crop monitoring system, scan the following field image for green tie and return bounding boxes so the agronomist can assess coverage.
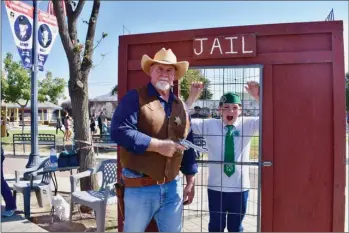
[224,125,235,177]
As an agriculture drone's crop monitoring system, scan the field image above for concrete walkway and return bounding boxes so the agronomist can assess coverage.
[1,149,348,232]
[1,152,116,232]
[1,213,47,232]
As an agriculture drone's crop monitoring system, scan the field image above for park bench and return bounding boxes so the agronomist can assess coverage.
[193,134,207,149]
[92,134,117,155]
[193,134,207,158]
[12,133,56,156]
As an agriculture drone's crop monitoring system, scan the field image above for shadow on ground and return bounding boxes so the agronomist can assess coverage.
[32,214,91,232]
[1,206,29,224]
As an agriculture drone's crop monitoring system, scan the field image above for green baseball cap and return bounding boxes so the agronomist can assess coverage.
[219,92,242,106]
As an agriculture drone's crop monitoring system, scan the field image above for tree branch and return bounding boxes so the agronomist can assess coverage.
[52,1,74,60]
[92,52,109,68]
[16,99,29,108]
[72,0,86,21]
[93,37,103,50]
[65,1,74,19]
[65,1,78,45]
[81,0,101,74]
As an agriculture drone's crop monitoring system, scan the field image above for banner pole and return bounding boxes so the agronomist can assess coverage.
[26,0,40,168]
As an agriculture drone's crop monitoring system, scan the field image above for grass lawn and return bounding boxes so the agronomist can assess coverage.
[1,129,65,154]
[2,129,261,159]
[250,136,259,160]
[2,129,64,144]
[1,128,118,156]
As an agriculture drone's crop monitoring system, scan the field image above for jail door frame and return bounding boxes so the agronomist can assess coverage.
[180,64,272,232]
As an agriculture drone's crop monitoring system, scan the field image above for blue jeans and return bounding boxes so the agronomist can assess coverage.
[1,165,16,211]
[122,169,183,232]
[207,189,249,232]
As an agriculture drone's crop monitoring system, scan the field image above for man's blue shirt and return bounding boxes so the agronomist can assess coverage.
[111,82,198,176]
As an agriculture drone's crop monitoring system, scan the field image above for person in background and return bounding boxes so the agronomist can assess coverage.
[102,118,108,135]
[191,106,206,119]
[64,115,72,141]
[1,145,17,217]
[98,109,106,135]
[56,116,64,134]
[190,106,207,159]
[90,115,96,135]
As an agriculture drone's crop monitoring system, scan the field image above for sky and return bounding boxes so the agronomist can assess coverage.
[2,1,348,101]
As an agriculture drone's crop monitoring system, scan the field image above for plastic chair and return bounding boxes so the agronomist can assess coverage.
[70,159,117,232]
[13,158,53,218]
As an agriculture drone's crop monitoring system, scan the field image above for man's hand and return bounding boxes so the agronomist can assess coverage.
[245,81,260,102]
[147,138,186,157]
[185,82,204,109]
[183,175,195,205]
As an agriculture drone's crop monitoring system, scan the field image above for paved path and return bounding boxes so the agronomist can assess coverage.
[1,149,348,232]
[1,153,115,232]
[1,212,47,232]
[181,166,259,232]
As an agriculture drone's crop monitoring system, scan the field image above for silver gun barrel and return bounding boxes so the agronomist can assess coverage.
[179,139,208,153]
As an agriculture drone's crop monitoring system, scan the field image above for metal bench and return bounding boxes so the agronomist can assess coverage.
[193,134,207,148]
[193,134,207,158]
[13,133,56,156]
[92,134,117,155]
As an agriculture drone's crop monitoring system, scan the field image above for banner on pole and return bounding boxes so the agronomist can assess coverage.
[37,10,59,71]
[4,0,59,71]
[4,1,34,69]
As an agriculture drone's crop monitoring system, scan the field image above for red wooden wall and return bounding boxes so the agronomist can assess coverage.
[117,20,346,232]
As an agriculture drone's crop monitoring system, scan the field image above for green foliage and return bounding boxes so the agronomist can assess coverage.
[2,53,31,106]
[180,69,213,100]
[110,85,118,95]
[2,52,66,106]
[38,71,67,105]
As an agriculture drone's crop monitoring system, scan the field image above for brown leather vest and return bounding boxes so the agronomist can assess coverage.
[120,86,190,182]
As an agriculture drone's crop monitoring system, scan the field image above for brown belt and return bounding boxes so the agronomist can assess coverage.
[121,174,171,188]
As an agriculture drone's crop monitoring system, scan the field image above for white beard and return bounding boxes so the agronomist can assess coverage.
[155,80,170,91]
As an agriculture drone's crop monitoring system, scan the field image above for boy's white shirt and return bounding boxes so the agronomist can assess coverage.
[191,117,259,192]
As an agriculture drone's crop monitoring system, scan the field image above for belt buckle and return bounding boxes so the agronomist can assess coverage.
[156,177,166,185]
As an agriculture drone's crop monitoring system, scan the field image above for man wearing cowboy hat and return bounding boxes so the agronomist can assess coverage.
[186,81,260,232]
[111,48,198,232]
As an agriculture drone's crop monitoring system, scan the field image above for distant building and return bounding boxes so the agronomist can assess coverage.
[89,92,118,119]
[1,100,63,126]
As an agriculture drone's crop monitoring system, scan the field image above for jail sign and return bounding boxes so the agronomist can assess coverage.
[193,34,256,59]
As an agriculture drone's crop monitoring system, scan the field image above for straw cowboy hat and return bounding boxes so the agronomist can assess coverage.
[141,48,189,80]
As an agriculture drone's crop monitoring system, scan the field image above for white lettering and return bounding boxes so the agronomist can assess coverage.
[242,36,253,54]
[210,38,223,55]
[225,37,238,54]
[194,38,208,56]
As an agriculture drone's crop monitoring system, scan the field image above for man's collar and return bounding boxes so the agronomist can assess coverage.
[147,82,177,103]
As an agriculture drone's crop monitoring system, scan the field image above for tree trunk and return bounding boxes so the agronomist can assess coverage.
[69,71,98,194]
[52,0,100,213]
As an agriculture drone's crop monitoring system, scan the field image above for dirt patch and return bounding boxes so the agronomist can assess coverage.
[19,192,118,232]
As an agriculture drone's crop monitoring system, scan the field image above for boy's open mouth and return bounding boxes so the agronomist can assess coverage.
[226,116,234,121]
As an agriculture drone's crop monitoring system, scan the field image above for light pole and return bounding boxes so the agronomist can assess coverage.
[25,0,40,169]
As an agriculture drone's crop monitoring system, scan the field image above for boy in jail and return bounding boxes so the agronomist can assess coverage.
[186,81,260,232]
